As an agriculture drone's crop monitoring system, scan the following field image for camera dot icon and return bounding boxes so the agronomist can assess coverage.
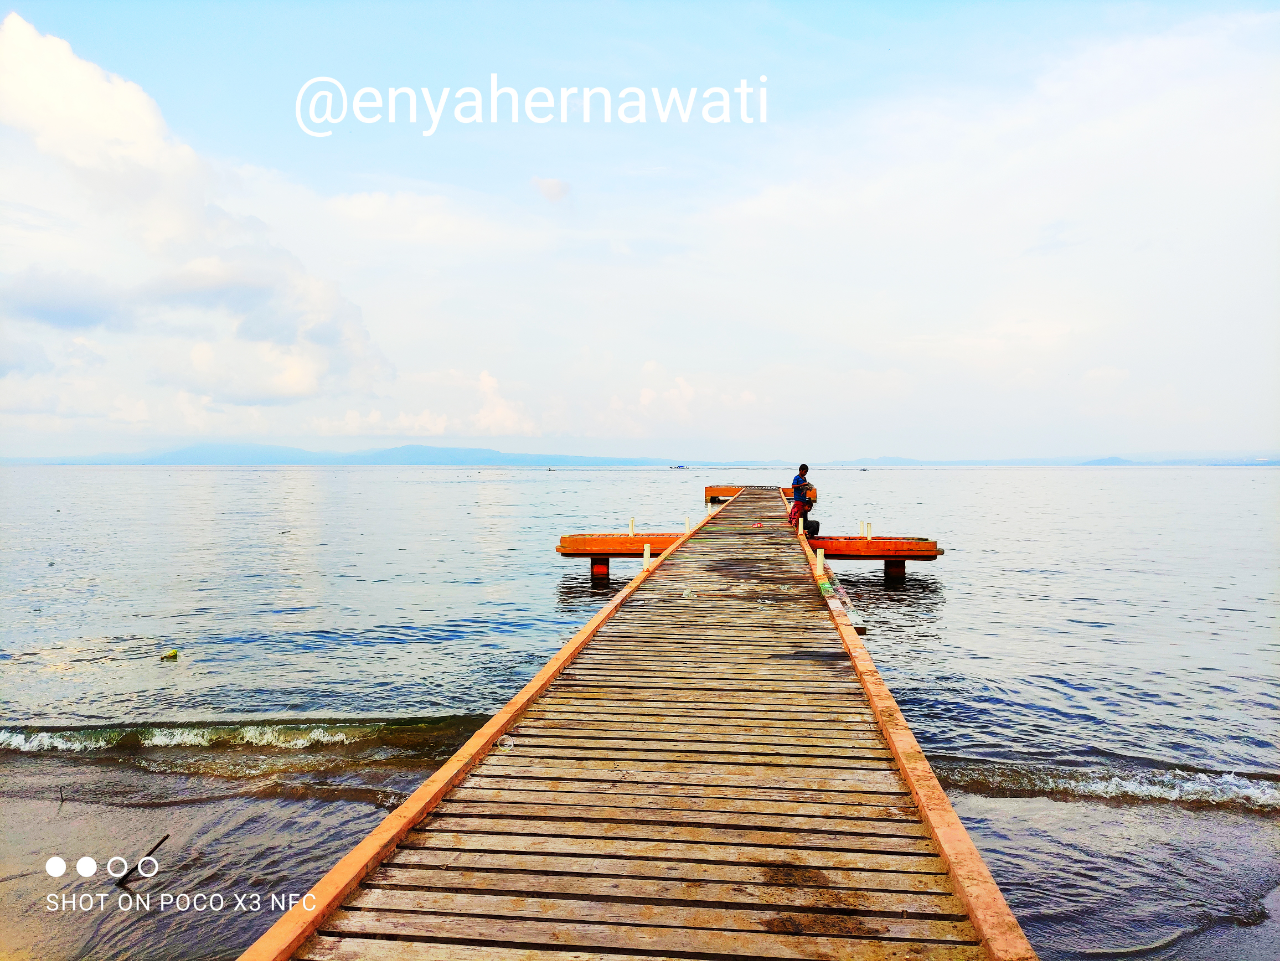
[46,856,67,878]
[76,857,97,877]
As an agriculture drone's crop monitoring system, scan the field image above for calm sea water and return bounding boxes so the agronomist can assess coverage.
[1,465,1276,960]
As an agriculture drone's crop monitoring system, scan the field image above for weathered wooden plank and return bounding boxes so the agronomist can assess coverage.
[298,935,689,961]
[535,692,873,709]
[479,756,901,780]
[509,712,881,730]
[560,657,852,669]
[578,642,842,651]
[400,831,945,874]
[321,910,986,960]
[495,745,896,770]
[367,865,964,915]
[554,679,864,694]
[432,801,930,837]
[447,787,920,821]
[570,650,849,660]
[385,849,958,894]
[414,816,936,854]
[344,887,979,943]
[563,671,856,683]
[518,708,882,729]
[466,763,909,793]
[558,671,859,685]
[457,776,911,806]
[552,679,861,692]
[504,735,893,759]
[514,717,886,741]
[567,653,855,665]
[524,702,877,721]
[585,641,838,650]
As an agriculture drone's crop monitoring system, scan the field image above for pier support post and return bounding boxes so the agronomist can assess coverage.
[590,557,609,582]
[884,558,906,583]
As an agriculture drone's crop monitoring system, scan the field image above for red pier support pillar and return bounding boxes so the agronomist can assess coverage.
[590,557,610,582]
[884,558,906,583]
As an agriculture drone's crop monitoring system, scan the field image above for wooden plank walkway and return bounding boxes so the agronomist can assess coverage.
[243,487,1036,961]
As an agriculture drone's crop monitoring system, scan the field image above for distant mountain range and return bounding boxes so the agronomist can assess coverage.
[821,454,1277,467]
[1,443,1275,467]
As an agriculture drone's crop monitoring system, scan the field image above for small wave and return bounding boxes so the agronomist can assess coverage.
[0,715,487,755]
[0,729,117,752]
[936,760,1280,814]
[0,724,361,752]
[137,724,368,749]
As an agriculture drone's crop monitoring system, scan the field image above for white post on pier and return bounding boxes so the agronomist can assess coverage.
[643,543,651,570]
[816,548,825,576]
[685,517,691,533]
[629,517,635,535]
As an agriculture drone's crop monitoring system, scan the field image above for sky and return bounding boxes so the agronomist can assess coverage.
[0,0,1277,461]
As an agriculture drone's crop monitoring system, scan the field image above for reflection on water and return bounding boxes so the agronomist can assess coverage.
[555,571,629,615]
[1,465,1277,960]
[840,567,947,605]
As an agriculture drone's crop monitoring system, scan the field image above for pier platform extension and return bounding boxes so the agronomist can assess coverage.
[242,486,1034,961]
[560,487,943,582]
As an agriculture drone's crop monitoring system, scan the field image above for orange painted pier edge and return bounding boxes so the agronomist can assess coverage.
[791,489,1038,961]
[234,491,740,961]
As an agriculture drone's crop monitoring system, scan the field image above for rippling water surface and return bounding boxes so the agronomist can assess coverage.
[1,465,1276,960]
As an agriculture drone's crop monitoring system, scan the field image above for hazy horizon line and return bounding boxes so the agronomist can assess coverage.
[1,440,1275,469]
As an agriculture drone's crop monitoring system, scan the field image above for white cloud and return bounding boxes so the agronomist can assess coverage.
[0,12,207,250]
[473,371,538,436]
[0,11,1275,458]
[532,177,570,203]
[312,408,448,436]
[0,13,188,174]
[0,12,390,436]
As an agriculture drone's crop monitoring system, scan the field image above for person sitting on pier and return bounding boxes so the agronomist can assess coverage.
[789,464,819,537]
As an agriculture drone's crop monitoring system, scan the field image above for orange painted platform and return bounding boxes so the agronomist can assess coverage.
[558,533,944,561]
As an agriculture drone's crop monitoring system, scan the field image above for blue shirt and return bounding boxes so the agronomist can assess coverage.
[791,474,811,507]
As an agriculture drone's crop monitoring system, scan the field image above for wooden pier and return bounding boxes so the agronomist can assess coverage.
[242,487,1035,961]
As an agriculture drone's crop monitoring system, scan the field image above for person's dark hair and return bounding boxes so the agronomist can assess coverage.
[798,463,808,472]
